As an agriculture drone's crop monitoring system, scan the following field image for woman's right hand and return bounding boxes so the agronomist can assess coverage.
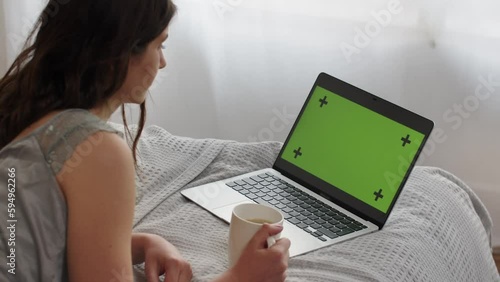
[228,224,291,282]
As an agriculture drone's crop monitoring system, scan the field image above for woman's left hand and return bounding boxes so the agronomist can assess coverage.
[139,233,193,282]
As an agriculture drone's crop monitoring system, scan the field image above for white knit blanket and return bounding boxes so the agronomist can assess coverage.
[113,124,499,282]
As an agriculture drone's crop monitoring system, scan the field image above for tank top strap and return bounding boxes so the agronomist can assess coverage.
[34,109,123,175]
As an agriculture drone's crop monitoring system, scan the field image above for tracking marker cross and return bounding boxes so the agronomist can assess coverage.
[401,134,411,147]
[374,189,384,201]
[319,96,328,108]
[401,134,412,147]
[293,147,303,159]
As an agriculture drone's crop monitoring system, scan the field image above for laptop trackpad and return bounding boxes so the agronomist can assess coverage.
[212,200,254,224]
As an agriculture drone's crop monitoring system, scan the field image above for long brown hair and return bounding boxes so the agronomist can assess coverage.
[0,0,177,165]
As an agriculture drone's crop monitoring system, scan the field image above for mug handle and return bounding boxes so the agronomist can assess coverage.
[266,236,277,248]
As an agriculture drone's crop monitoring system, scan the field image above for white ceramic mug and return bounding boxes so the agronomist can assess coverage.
[228,203,284,267]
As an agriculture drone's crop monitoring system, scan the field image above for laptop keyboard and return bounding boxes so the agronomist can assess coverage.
[226,172,368,242]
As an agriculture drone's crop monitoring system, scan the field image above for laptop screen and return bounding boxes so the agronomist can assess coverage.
[281,85,424,214]
[274,73,433,228]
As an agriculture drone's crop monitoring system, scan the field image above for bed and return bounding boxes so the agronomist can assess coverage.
[111,124,499,282]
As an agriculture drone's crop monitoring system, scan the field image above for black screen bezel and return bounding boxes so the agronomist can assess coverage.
[273,72,434,229]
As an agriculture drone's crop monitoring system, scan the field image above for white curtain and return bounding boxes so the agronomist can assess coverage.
[1,0,499,246]
[1,0,45,74]
[0,1,6,75]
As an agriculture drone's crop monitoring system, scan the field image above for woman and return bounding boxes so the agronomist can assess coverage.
[0,0,290,281]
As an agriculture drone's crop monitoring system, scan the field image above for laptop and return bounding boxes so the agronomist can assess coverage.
[182,72,434,257]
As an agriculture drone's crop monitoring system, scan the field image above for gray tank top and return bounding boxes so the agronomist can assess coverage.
[0,109,122,281]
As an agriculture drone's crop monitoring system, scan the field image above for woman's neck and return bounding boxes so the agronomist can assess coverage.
[90,99,123,120]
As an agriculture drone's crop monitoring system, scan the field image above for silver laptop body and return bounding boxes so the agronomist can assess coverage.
[182,72,434,257]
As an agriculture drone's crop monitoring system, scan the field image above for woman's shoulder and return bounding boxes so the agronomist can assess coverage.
[33,109,125,175]
[56,127,134,184]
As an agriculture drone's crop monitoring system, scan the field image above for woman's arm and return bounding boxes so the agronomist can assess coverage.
[58,132,137,281]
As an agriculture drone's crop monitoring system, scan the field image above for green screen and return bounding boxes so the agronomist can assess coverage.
[282,86,424,213]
